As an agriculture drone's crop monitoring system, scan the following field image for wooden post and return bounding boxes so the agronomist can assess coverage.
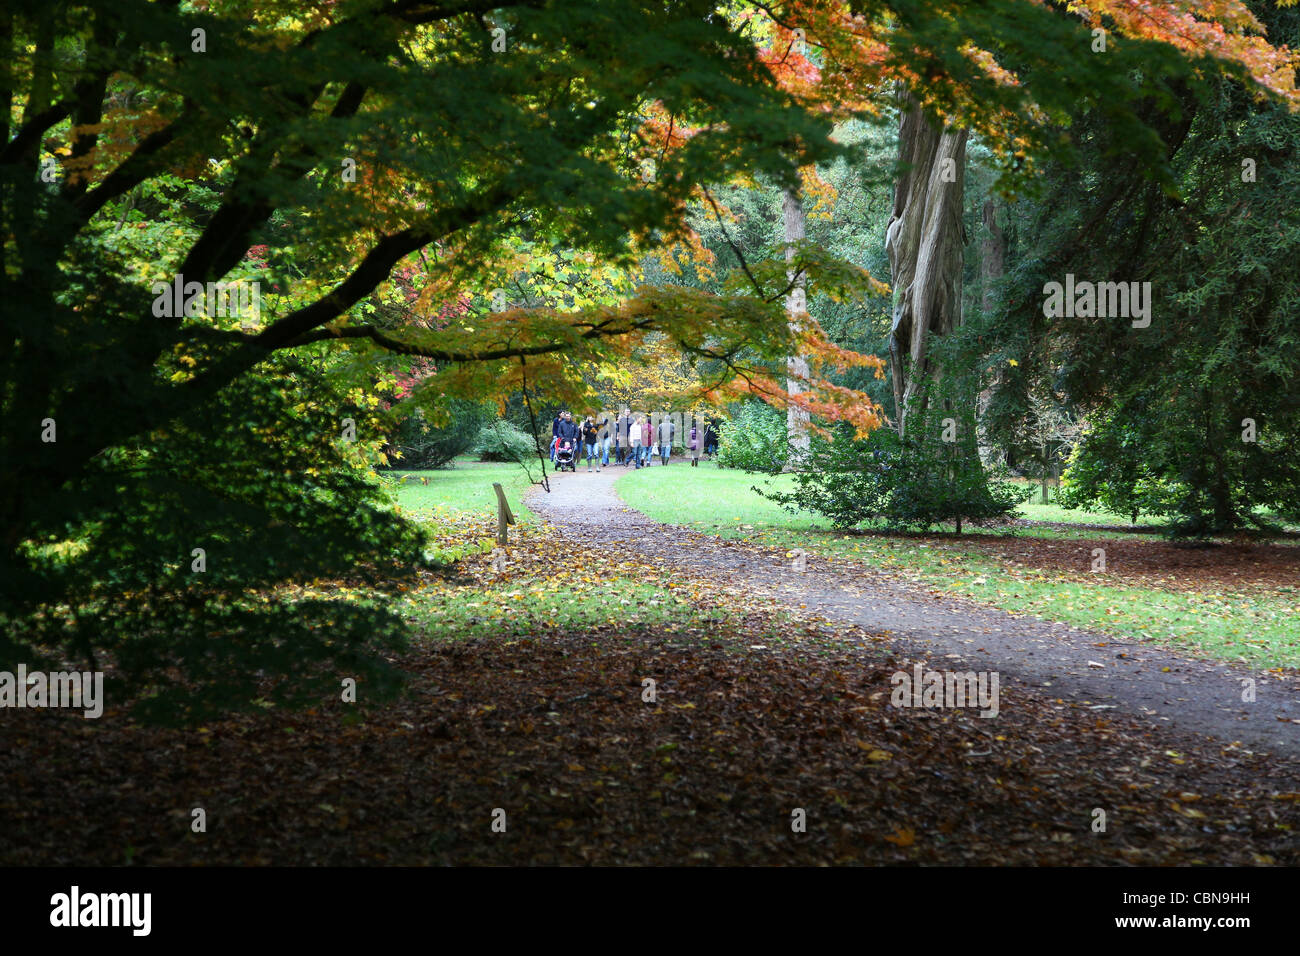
[493,482,516,545]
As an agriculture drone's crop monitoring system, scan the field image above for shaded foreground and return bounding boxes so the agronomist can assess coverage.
[4,614,1298,865]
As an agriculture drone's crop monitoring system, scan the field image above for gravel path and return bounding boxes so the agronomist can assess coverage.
[529,466,1300,758]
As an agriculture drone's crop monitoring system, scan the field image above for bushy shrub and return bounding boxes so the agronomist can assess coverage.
[6,355,432,725]
[389,400,490,469]
[884,424,1031,531]
[716,402,787,472]
[1055,422,1179,526]
[1054,405,1296,537]
[473,419,538,462]
[760,404,1030,533]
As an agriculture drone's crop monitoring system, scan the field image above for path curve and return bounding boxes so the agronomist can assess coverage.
[528,465,1300,758]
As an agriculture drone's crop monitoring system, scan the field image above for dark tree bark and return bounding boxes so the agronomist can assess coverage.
[980,196,1005,315]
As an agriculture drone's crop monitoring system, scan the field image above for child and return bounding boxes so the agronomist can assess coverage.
[689,425,699,467]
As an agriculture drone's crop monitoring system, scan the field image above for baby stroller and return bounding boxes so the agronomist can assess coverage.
[555,439,577,472]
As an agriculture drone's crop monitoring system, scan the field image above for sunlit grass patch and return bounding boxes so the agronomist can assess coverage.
[387,459,538,523]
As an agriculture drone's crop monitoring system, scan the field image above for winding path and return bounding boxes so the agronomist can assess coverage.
[529,466,1300,758]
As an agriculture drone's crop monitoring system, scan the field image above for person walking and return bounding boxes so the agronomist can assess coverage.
[557,410,581,461]
[581,414,603,472]
[624,412,639,467]
[596,413,612,467]
[688,423,700,467]
[640,416,653,467]
[551,411,564,462]
[628,414,643,468]
[657,414,674,466]
[703,419,719,459]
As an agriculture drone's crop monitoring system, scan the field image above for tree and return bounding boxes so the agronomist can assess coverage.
[0,0,872,717]
[885,94,968,437]
[783,187,812,459]
[995,1,1300,534]
[1023,389,1083,504]
[776,0,1298,436]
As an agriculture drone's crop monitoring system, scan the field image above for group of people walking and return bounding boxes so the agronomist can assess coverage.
[549,411,720,472]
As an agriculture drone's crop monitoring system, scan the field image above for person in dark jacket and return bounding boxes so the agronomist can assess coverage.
[703,420,720,458]
[599,415,613,466]
[580,414,607,472]
[640,416,653,466]
[551,412,565,461]
[557,411,581,449]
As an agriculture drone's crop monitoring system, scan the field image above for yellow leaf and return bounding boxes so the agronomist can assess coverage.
[883,827,915,846]
[856,741,892,762]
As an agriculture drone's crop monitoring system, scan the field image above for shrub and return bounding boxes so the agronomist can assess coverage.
[760,404,1030,533]
[716,402,787,472]
[389,400,490,469]
[473,419,538,462]
[5,355,432,725]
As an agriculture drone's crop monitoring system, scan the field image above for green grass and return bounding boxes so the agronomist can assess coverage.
[619,466,829,532]
[1000,480,1163,528]
[399,578,735,641]
[618,466,1164,542]
[384,458,781,645]
[386,458,538,522]
[926,553,1300,668]
[614,465,1300,668]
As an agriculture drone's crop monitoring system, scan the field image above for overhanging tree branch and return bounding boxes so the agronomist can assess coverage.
[281,315,657,360]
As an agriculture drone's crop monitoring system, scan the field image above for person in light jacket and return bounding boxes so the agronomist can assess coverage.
[628,414,643,468]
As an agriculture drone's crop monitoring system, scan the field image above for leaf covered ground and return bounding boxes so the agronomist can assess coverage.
[3,515,1299,866]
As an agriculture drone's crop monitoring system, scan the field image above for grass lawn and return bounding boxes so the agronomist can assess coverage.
[615,464,1300,669]
[383,459,790,647]
[385,457,539,523]
[998,480,1163,529]
[618,466,1163,541]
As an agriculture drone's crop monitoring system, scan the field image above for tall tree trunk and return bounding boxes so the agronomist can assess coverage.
[884,93,968,438]
[979,197,1005,313]
[784,187,810,460]
[976,196,1005,463]
[1040,441,1050,503]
